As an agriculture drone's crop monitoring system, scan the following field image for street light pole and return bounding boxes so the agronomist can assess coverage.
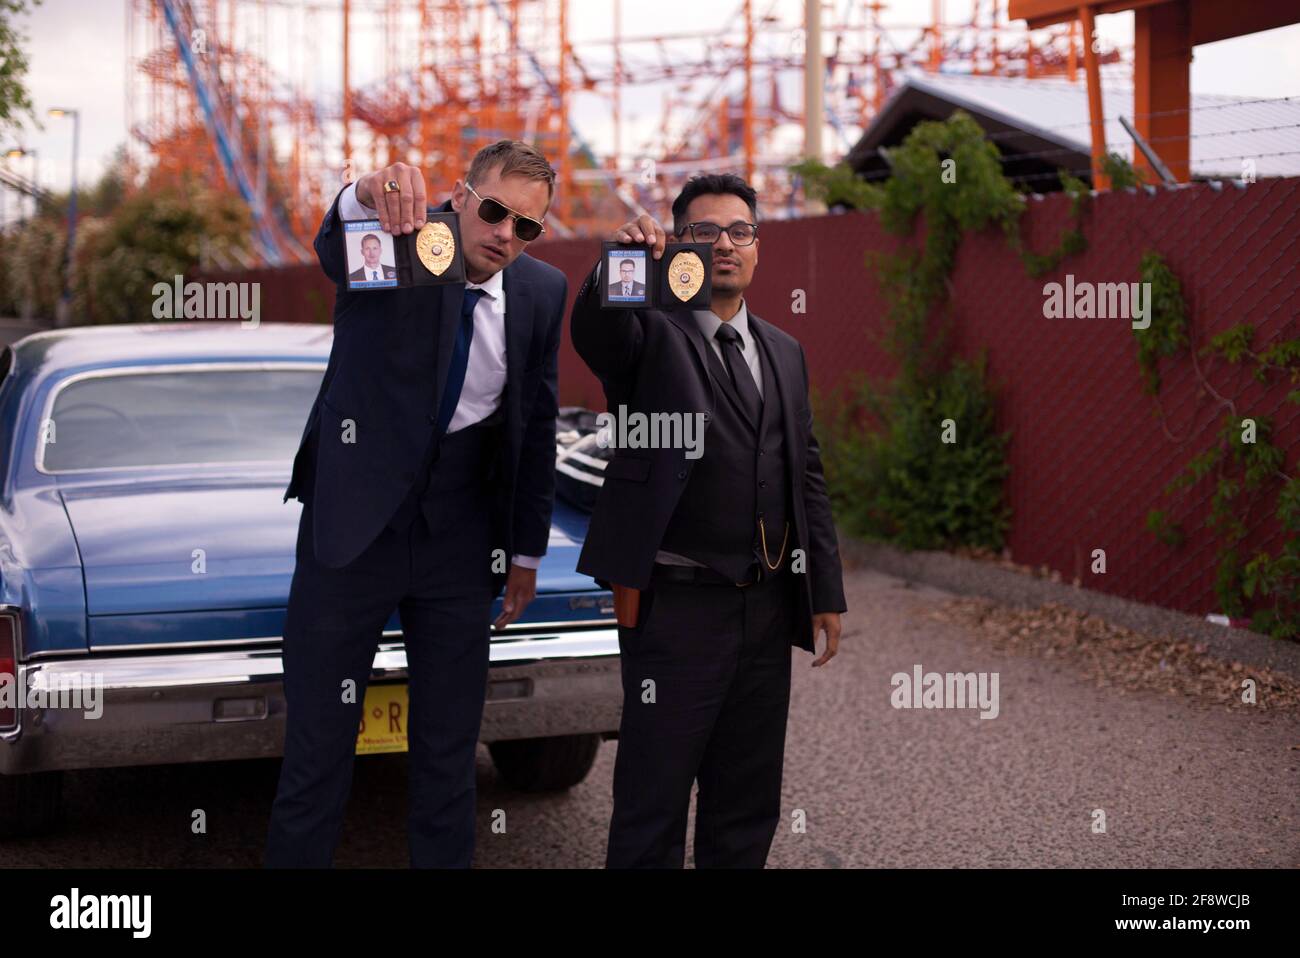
[24,149,36,224]
[5,148,38,224]
[48,108,80,324]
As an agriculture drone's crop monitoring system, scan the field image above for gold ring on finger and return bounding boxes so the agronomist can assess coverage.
[383,180,400,194]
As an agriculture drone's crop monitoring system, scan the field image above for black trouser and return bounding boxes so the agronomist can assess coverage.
[606,564,798,868]
[265,427,497,869]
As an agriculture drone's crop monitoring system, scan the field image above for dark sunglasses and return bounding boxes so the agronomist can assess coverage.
[466,183,546,242]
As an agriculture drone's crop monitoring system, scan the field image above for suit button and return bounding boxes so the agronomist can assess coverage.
[427,414,437,424]
[758,449,764,456]
[759,480,767,488]
[677,469,687,480]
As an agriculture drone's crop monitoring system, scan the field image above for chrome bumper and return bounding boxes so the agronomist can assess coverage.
[0,625,623,775]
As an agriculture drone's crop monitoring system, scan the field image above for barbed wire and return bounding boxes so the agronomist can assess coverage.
[968,95,1300,143]
[1142,123,1300,145]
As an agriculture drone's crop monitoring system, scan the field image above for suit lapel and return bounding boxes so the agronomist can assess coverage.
[662,309,717,415]
[748,313,800,477]
[754,330,780,433]
[503,265,532,439]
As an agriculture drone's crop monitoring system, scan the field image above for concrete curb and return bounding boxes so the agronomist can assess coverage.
[841,536,1300,681]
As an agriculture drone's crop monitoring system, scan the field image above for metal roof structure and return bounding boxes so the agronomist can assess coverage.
[846,72,1300,189]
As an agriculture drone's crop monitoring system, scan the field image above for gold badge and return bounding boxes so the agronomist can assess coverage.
[667,250,704,302]
[416,221,455,276]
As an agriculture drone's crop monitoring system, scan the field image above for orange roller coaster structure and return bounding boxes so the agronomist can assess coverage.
[126,0,1126,264]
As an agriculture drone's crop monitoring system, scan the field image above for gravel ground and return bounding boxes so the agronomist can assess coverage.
[0,557,1295,868]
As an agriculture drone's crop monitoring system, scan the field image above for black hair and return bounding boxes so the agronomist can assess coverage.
[618,259,636,269]
[671,173,759,236]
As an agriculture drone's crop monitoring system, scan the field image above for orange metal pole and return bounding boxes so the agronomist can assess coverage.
[991,0,1002,75]
[872,1,884,115]
[558,0,569,221]
[342,0,351,174]
[1068,18,1078,82]
[743,0,754,182]
[613,0,621,171]
[1134,0,1191,182]
[929,0,943,71]
[720,94,729,155]
[1078,4,1109,188]
[418,0,429,173]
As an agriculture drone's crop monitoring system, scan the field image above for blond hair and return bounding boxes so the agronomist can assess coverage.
[466,140,556,202]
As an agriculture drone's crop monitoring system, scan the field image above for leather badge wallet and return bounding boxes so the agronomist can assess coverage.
[342,212,466,291]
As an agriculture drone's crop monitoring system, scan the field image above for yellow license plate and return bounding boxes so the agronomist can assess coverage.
[356,683,409,754]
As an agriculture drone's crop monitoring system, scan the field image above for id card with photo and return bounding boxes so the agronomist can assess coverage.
[603,248,649,306]
[344,221,399,290]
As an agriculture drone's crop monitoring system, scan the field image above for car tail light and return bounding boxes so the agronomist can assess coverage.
[0,614,16,730]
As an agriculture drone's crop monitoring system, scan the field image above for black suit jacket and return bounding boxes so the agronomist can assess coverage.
[285,190,567,593]
[348,264,397,281]
[571,262,847,651]
[608,281,646,298]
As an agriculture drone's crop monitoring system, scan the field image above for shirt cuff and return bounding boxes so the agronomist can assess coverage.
[338,180,377,220]
[511,554,542,570]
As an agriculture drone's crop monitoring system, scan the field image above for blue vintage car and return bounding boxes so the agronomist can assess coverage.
[0,322,621,837]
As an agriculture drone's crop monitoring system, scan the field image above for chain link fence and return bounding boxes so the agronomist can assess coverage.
[202,174,1298,625]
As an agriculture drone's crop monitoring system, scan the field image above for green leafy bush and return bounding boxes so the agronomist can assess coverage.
[822,357,1010,550]
[800,112,1015,552]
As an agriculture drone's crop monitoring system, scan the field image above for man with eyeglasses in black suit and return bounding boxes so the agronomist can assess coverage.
[571,173,847,868]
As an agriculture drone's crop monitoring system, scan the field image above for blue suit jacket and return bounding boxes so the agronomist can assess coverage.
[285,189,567,591]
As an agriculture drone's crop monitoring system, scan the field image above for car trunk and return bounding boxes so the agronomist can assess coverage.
[63,482,604,649]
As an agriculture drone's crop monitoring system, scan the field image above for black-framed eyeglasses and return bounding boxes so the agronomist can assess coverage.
[677,221,758,246]
[466,183,546,242]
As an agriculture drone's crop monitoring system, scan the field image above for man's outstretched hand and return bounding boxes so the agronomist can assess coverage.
[612,214,668,260]
[810,612,841,668]
[493,564,538,631]
[355,162,429,236]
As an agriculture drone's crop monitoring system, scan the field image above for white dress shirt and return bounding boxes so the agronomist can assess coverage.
[339,182,540,570]
[655,300,761,569]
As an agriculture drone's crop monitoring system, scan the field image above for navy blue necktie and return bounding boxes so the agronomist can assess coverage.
[435,287,485,437]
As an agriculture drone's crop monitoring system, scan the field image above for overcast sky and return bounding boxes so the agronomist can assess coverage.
[10,0,1300,196]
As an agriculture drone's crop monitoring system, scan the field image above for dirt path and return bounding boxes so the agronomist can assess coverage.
[1,566,1294,868]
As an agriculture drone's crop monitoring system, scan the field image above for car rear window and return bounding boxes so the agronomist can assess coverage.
[41,366,323,472]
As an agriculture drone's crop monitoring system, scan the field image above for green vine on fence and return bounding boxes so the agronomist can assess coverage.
[1133,250,1190,393]
[1138,255,1300,638]
[1008,171,1091,278]
[795,110,1297,638]
[794,110,1108,551]
[794,111,1041,551]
